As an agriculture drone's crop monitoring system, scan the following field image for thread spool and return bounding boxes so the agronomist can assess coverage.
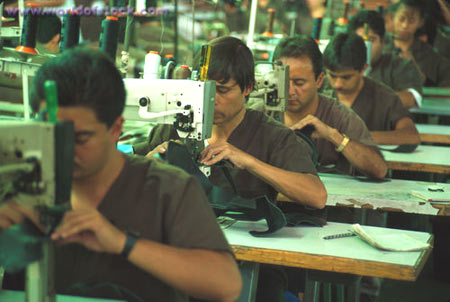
[337,0,350,25]
[262,8,275,37]
[15,4,39,54]
[60,12,80,52]
[99,16,120,59]
[143,51,161,80]
[174,65,192,79]
[311,17,322,41]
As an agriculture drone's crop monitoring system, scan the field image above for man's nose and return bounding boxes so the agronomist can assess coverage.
[289,81,296,96]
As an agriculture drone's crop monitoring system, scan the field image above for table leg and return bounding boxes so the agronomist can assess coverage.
[237,261,259,302]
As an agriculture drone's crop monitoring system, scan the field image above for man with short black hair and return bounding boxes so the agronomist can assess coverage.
[143,36,327,302]
[272,35,387,178]
[0,47,242,302]
[323,33,420,146]
[36,15,62,54]
[348,9,423,108]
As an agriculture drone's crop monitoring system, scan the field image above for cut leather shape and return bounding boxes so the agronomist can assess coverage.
[285,212,327,227]
[294,128,319,167]
[160,142,287,236]
[378,144,418,153]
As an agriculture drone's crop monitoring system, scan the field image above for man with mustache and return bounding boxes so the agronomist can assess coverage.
[323,33,420,146]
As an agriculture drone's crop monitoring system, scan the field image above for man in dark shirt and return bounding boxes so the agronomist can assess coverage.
[385,0,450,87]
[271,35,386,178]
[144,36,327,302]
[322,33,420,146]
[347,9,423,109]
[146,36,327,209]
[0,48,241,302]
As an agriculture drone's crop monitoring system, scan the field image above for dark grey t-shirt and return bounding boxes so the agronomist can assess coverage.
[368,53,423,94]
[55,155,232,302]
[351,77,412,131]
[385,37,450,87]
[138,109,318,203]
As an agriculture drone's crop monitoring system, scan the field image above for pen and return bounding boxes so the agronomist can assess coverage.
[323,232,356,240]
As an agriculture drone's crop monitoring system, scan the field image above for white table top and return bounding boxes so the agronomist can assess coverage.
[318,173,450,216]
[224,221,432,281]
[416,124,450,136]
[380,145,450,173]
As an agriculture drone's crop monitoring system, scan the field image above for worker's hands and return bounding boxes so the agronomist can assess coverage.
[200,142,254,169]
[0,201,41,231]
[51,207,126,255]
[145,140,182,159]
[290,114,334,140]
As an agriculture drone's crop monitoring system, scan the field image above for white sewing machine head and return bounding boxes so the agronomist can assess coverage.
[249,63,289,112]
[123,79,216,141]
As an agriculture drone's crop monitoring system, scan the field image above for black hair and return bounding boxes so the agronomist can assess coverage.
[348,9,385,39]
[394,0,426,19]
[37,15,62,44]
[323,33,367,72]
[30,47,125,127]
[272,35,323,79]
[193,36,254,93]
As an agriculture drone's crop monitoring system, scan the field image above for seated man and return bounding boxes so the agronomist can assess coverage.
[143,36,327,209]
[36,14,62,55]
[141,36,327,302]
[322,33,421,146]
[0,48,241,302]
[384,0,450,87]
[272,35,387,178]
[348,9,423,109]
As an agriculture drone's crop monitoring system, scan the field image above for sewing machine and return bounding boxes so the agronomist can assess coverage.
[249,62,289,113]
[123,78,216,141]
[0,120,74,302]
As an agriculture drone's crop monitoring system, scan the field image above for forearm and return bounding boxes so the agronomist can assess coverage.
[246,158,327,208]
[396,90,417,109]
[326,129,387,179]
[371,128,421,145]
[128,240,241,301]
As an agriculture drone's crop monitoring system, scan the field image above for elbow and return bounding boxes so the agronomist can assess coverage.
[215,269,242,302]
[315,183,328,209]
[373,162,388,179]
[302,178,327,209]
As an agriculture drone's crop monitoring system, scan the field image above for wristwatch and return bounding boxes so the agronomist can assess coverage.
[335,133,350,152]
[121,231,140,259]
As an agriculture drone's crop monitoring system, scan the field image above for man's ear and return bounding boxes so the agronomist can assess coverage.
[316,72,325,89]
[244,82,254,97]
[110,116,124,141]
[361,63,369,76]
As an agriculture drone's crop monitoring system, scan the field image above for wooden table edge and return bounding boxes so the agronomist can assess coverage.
[232,242,432,282]
[386,161,450,174]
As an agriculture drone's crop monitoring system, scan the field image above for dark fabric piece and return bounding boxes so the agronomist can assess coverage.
[314,95,376,175]
[351,77,412,131]
[161,141,287,236]
[54,155,232,302]
[385,36,450,87]
[0,220,46,272]
[137,109,317,203]
[368,53,423,94]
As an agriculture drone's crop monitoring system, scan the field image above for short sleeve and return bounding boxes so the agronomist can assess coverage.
[164,177,233,254]
[386,94,412,130]
[393,58,423,94]
[268,129,318,176]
